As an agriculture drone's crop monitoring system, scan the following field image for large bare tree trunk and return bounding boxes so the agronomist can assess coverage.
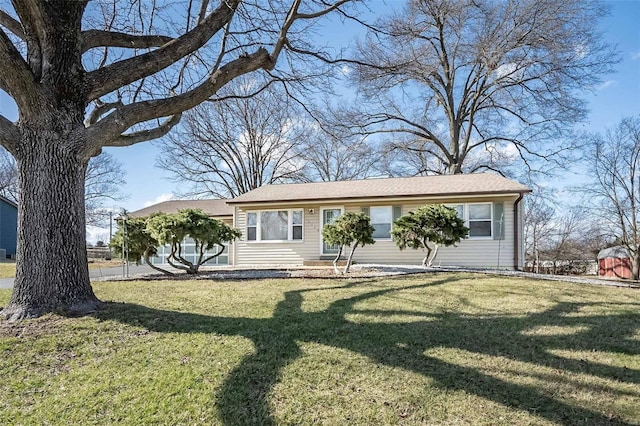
[0,0,353,320]
[2,124,99,320]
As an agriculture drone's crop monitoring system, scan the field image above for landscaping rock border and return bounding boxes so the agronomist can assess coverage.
[100,264,639,288]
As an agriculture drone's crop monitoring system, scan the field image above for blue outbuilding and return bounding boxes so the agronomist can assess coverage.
[0,196,17,259]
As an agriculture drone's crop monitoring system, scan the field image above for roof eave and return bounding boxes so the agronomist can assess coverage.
[0,195,18,208]
[227,189,531,205]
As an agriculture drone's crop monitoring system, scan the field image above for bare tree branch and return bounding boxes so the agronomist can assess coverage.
[0,10,25,40]
[341,0,617,176]
[81,30,173,53]
[87,47,272,150]
[85,0,241,101]
[0,114,19,154]
[296,0,352,19]
[270,0,303,63]
[0,28,40,112]
[285,40,395,71]
[157,76,307,198]
[102,114,182,149]
[84,100,124,126]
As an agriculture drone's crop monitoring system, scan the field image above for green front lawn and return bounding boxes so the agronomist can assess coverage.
[0,261,15,279]
[0,273,638,425]
[0,259,122,279]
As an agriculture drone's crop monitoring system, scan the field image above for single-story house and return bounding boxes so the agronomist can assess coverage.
[597,246,632,279]
[228,173,530,269]
[0,195,17,259]
[130,173,531,269]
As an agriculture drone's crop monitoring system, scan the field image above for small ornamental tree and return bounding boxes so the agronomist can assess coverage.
[146,209,241,275]
[391,205,469,267]
[110,217,172,276]
[322,212,375,274]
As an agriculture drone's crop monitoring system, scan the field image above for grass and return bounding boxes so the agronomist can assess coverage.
[0,259,121,279]
[0,273,638,425]
[0,261,15,278]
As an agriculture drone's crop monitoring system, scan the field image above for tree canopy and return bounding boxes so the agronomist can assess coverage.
[110,216,167,274]
[113,209,240,275]
[144,209,241,275]
[322,211,375,273]
[341,0,617,176]
[157,76,309,198]
[391,205,468,267]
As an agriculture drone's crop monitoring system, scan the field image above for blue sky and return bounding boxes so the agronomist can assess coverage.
[555,0,640,183]
[0,0,639,241]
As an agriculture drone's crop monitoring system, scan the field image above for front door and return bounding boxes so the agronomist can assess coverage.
[321,208,342,255]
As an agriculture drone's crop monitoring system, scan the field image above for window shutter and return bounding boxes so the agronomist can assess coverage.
[392,205,403,222]
[493,202,505,240]
[361,207,370,216]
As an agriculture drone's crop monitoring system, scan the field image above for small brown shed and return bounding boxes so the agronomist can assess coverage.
[597,246,632,279]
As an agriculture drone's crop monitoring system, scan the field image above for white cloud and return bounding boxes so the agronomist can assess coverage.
[86,225,110,245]
[597,80,616,91]
[143,193,174,207]
[340,65,352,76]
[494,62,517,79]
[631,51,640,61]
[573,44,589,60]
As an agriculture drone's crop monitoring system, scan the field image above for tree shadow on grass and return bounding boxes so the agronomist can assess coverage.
[94,277,640,425]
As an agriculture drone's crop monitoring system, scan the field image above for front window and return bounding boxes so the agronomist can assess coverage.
[247,212,257,241]
[447,203,493,238]
[370,206,393,239]
[468,204,492,237]
[260,211,288,240]
[453,204,464,219]
[246,209,303,241]
[292,210,303,240]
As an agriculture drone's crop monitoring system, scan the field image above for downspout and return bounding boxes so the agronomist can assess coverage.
[232,206,237,267]
[513,193,525,271]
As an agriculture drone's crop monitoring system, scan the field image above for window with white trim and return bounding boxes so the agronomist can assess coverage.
[247,212,258,241]
[246,210,304,241]
[468,203,492,237]
[449,203,493,238]
[370,206,393,239]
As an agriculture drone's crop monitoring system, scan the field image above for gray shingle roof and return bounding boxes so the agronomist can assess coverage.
[228,173,530,204]
[128,198,232,218]
[597,246,630,260]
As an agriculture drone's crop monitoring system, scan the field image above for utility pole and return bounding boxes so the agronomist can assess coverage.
[107,210,113,261]
[121,209,129,278]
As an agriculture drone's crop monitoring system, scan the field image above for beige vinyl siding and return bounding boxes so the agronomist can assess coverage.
[234,205,321,266]
[233,196,521,269]
[346,198,517,268]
